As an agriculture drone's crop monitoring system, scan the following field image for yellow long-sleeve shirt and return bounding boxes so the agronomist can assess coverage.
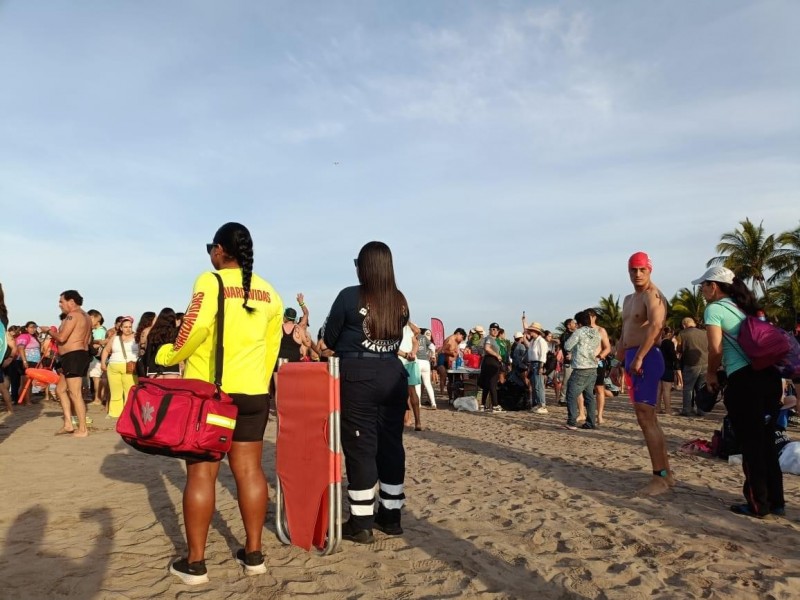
[156,268,283,395]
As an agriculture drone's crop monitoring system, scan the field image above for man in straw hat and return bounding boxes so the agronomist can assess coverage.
[522,317,549,414]
[617,252,673,496]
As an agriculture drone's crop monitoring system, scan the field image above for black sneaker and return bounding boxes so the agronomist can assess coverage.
[169,558,209,585]
[236,548,267,575]
[342,519,374,544]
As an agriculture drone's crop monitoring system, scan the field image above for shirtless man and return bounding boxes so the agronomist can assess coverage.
[586,309,612,424]
[616,252,673,496]
[439,328,466,400]
[49,290,92,437]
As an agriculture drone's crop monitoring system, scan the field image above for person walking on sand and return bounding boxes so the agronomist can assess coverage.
[48,290,93,437]
[617,252,673,496]
[587,309,612,424]
[398,322,423,430]
[101,317,138,419]
[563,310,600,431]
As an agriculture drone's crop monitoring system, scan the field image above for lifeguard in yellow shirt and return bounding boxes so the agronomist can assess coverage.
[157,222,283,585]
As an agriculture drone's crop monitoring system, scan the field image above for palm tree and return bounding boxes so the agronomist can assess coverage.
[668,287,706,329]
[763,276,800,330]
[594,294,622,342]
[773,223,800,283]
[707,218,785,297]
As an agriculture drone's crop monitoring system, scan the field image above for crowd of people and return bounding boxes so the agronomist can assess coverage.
[1,241,798,586]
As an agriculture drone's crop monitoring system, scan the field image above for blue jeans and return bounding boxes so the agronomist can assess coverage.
[566,368,597,427]
[528,361,546,407]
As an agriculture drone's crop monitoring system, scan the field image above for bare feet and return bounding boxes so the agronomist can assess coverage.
[72,430,89,438]
[597,415,604,424]
[55,426,76,435]
[636,476,672,497]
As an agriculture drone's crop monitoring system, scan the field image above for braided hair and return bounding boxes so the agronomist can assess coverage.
[214,222,255,314]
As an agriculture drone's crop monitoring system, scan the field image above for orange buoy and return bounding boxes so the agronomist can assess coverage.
[25,368,59,385]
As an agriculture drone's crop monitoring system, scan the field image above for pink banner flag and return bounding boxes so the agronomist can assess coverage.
[430,318,445,348]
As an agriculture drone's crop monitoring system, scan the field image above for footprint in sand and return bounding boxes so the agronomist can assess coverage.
[590,536,614,550]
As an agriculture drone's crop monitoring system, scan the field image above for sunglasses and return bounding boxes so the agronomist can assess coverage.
[206,243,217,255]
[353,258,358,267]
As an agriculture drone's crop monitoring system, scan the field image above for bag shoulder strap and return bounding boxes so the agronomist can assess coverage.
[711,299,750,364]
[212,272,225,388]
[119,336,129,361]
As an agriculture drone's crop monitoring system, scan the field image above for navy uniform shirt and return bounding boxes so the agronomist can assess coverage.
[322,285,407,355]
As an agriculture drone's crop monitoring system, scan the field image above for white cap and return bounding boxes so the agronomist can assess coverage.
[513,331,523,339]
[691,266,735,286]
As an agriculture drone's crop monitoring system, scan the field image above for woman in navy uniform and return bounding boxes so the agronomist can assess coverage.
[322,241,409,543]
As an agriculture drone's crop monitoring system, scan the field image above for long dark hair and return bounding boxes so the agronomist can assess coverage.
[356,241,407,340]
[214,222,255,314]
[147,308,179,347]
[717,277,760,316]
[0,283,8,327]
[135,311,156,344]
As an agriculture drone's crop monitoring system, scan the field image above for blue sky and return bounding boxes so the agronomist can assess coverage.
[1,1,798,336]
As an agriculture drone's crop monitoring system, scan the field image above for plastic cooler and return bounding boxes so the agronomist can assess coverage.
[274,358,342,554]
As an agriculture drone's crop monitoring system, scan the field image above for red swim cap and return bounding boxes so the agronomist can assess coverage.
[628,251,653,271]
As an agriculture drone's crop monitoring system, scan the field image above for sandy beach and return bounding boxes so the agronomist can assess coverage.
[1,388,799,600]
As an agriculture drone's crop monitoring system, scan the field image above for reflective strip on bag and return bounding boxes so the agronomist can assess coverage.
[206,413,236,430]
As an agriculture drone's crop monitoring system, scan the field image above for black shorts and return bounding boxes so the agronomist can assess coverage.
[230,393,270,442]
[60,350,92,379]
[595,366,605,387]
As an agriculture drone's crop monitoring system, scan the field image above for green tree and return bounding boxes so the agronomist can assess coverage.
[773,223,800,283]
[668,287,706,329]
[594,294,622,342]
[763,276,800,330]
[707,218,785,297]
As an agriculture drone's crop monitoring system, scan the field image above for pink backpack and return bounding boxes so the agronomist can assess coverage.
[718,301,798,377]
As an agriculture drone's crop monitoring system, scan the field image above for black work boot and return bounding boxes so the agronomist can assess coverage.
[373,505,403,536]
[342,517,374,544]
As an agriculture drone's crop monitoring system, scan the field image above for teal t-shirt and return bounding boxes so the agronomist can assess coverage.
[704,298,749,376]
[0,322,6,360]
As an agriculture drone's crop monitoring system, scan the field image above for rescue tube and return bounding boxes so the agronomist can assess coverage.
[25,368,59,385]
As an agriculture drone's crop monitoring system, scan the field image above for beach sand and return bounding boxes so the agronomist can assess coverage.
[1,389,799,599]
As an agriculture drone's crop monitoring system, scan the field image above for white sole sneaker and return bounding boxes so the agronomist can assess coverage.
[238,560,267,576]
[169,561,209,585]
[236,551,267,575]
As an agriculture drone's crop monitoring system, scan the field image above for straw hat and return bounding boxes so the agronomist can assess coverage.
[526,322,544,334]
